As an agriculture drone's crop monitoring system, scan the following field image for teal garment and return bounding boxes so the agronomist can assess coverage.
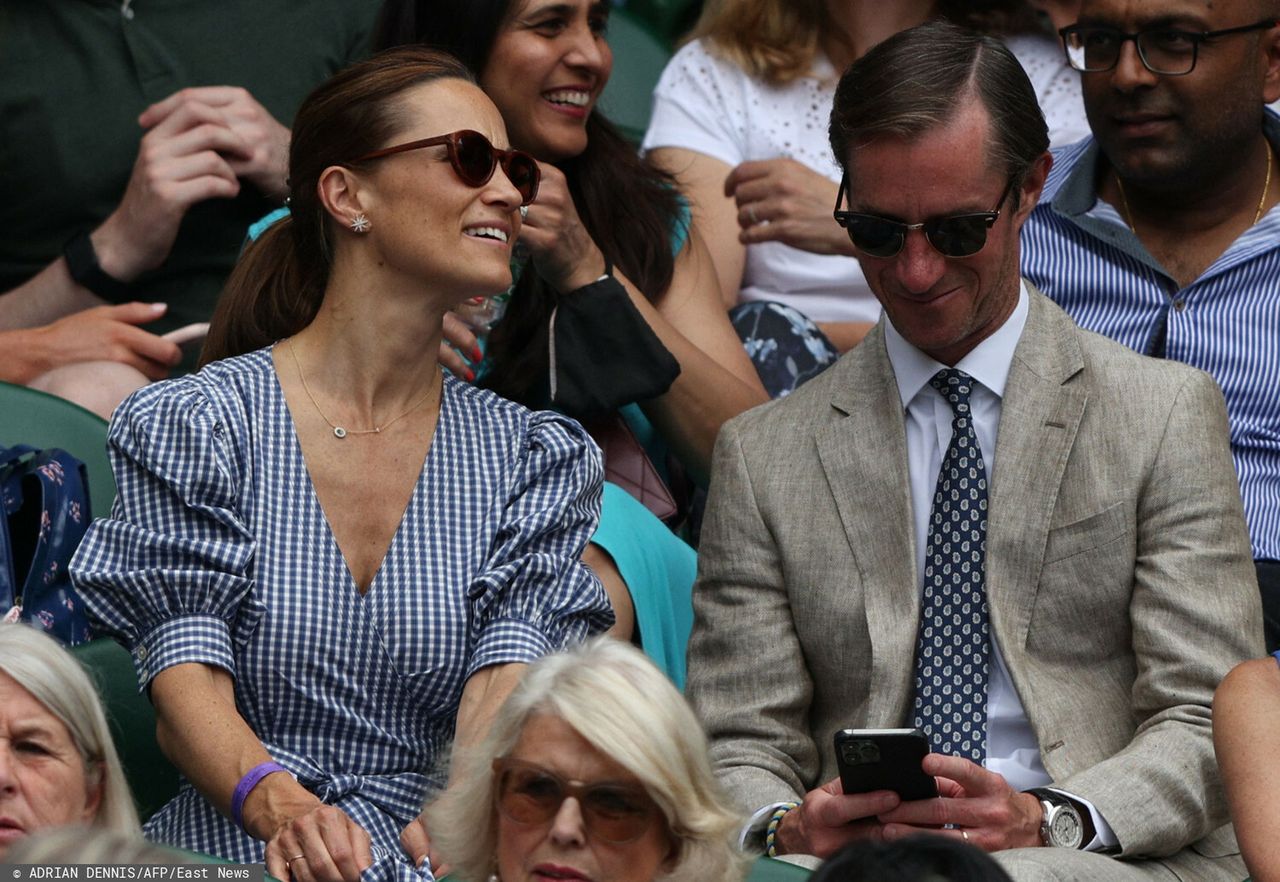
[592,482,695,689]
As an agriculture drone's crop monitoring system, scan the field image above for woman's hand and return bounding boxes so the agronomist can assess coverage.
[438,311,483,383]
[725,158,855,256]
[518,162,608,293]
[261,800,375,882]
[400,810,450,878]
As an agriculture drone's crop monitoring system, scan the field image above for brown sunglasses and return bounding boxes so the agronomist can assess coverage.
[353,129,540,206]
[492,757,662,843]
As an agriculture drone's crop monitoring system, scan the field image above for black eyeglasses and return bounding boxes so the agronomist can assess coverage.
[1060,19,1277,76]
[493,758,661,844]
[353,129,540,205]
[832,175,1015,259]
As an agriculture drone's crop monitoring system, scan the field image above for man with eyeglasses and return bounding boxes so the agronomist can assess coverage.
[688,19,1260,882]
[1021,0,1280,651]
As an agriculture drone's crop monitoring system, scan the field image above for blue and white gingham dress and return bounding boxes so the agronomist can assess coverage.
[71,347,612,879]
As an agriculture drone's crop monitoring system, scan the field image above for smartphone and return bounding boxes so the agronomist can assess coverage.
[834,728,937,801]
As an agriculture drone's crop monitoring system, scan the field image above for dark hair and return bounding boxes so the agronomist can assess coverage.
[828,20,1049,197]
[810,836,1014,882]
[938,0,1046,37]
[375,0,684,405]
[201,47,475,365]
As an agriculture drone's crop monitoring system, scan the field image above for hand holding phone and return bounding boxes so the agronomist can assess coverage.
[834,728,938,802]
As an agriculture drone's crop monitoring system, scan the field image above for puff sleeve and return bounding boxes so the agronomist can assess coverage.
[70,381,261,690]
[465,411,613,677]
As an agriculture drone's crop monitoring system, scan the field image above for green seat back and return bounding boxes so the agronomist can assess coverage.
[71,638,181,821]
[0,381,117,516]
[747,856,813,881]
[623,0,702,45]
[599,8,673,143]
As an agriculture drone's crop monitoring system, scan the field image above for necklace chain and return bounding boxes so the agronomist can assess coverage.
[1114,146,1273,234]
[287,338,434,440]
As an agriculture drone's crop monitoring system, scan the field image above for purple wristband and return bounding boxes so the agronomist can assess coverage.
[231,761,287,832]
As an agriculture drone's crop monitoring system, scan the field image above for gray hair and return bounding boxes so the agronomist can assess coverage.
[5,827,179,864]
[427,639,746,882]
[829,20,1049,193]
[0,625,141,837]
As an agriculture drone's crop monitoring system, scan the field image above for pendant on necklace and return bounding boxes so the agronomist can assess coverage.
[333,426,348,439]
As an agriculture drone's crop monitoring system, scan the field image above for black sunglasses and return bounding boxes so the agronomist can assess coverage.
[1059,19,1278,76]
[493,757,661,844]
[353,129,540,206]
[832,175,1016,259]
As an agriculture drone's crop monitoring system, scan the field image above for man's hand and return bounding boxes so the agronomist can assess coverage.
[725,158,855,256]
[876,754,1044,851]
[3,302,181,384]
[139,87,291,199]
[92,86,290,283]
[773,777,901,858]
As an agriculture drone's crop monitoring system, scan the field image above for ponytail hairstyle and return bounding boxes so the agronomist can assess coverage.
[201,46,475,366]
[373,0,684,405]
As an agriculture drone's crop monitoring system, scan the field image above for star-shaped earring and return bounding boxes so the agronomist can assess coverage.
[350,213,371,233]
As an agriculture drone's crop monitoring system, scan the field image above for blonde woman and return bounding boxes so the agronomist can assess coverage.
[643,0,1086,396]
[429,638,745,882]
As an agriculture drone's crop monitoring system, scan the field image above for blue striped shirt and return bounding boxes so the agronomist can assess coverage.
[1021,115,1280,561]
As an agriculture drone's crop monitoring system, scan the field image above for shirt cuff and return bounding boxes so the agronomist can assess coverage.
[466,616,557,680]
[1045,787,1120,852]
[740,802,794,851]
[132,613,235,690]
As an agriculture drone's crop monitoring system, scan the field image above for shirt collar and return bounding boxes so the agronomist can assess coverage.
[884,279,1030,409]
[1053,109,1280,219]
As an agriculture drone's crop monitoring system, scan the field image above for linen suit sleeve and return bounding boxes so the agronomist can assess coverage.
[1056,369,1262,856]
[465,411,614,677]
[69,382,261,691]
[687,417,820,814]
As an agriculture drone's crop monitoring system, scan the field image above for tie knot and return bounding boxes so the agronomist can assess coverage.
[929,369,976,414]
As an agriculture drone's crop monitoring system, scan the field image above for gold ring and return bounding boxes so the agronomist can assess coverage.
[961,830,969,842]
[287,854,306,865]
[748,205,759,225]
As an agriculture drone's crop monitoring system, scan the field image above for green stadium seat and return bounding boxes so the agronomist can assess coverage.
[748,856,814,881]
[599,8,673,143]
[71,638,181,821]
[0,381,117,516]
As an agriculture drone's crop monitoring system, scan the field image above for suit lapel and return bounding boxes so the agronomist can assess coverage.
[816,329,919,724]
[987,288,1087,655]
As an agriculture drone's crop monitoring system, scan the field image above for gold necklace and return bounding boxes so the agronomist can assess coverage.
[1114,146,1273,233]
[286,338,434,440]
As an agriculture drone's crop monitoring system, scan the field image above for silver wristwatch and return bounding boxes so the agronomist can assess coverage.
[1028,788,1085,849]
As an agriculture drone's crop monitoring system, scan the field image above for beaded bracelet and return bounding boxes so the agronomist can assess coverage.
[764,802,800,858]
[231,761,287,832]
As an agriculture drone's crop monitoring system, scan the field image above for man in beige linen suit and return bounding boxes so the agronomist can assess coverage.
[688,21,1262,881]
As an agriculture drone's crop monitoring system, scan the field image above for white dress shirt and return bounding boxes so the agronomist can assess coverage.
[883,280,1116,849]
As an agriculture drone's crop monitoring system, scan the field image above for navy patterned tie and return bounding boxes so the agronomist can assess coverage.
[912,369,990,764]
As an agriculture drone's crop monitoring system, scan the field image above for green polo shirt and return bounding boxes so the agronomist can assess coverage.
[0,0,377,341]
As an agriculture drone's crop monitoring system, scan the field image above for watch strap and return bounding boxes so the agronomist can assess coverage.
[63,230,132,299]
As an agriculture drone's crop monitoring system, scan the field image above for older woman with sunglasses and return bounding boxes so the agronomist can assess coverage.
[427,638,744,882]
[70,47,613,881]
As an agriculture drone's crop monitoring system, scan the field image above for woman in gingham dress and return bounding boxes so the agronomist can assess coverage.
[70,48,613,882]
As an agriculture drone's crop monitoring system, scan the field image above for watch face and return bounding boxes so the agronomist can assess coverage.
[1050,807,1084,848]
